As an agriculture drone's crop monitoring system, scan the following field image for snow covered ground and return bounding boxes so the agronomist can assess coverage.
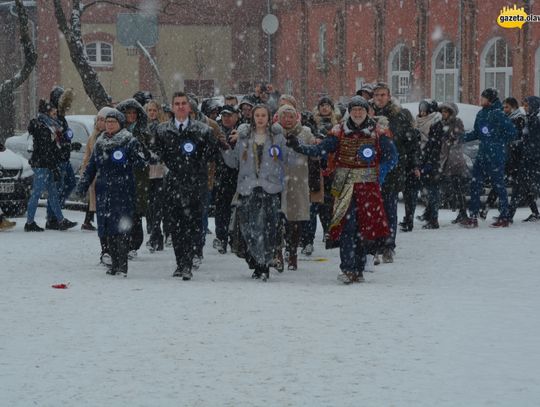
[1,204,540,406]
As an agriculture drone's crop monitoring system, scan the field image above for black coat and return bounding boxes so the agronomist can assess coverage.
[27,113,62,169]
[421,120,444,184]
[153,119,220,206]
[518,97,540,191]
[374,102,421,191]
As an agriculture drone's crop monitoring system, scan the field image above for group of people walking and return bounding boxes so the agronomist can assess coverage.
[6,81,540,284]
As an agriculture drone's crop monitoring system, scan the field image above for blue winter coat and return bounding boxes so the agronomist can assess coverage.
[462,99,516,165]
[78,129,147,237]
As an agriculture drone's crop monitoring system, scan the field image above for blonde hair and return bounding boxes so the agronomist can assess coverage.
[145,100,167,123]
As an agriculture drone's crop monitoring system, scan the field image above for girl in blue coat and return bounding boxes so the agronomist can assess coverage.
[78,110,147,276]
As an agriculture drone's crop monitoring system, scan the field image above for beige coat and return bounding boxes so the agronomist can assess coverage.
[80,131,98,211]
[281,124,314,221]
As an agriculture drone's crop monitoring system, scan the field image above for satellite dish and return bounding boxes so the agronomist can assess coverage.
[262,14,279,35]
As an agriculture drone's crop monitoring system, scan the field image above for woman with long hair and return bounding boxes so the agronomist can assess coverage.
[221,105,288,281]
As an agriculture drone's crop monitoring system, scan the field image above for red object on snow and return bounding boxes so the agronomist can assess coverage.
[51,283,70,289]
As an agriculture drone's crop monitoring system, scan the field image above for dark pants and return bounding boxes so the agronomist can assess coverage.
[424,180,440,223]
[169,196,203,270]
[509,177,539,220]
[108,234,129,274]
[301,176,333,246]
[339,199,367,274]
[381,184,398,250]
[129,214,144,251]
[403,173,420,223]
[214,180,236,245]
[448,175,467,213]
[47,160,76,220]
[195,189,211,257]
[470,159,509,219]
[285,220,304,255]
[100,236,109,254]
[147,178,165,246]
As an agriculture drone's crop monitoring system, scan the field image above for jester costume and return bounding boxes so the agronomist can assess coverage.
[287,109,398,281]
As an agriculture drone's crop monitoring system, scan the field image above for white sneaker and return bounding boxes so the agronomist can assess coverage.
[337,272,354,284]
[304,243,314,256]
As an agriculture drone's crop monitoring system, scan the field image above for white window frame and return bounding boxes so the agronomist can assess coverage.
[431,40,459,102]
[480,37,513,98]
[319,24,327,65]
[388,43,411,103]
[85,41,113,67]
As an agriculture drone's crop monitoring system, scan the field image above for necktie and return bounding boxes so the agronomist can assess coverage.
[179,123,183,132]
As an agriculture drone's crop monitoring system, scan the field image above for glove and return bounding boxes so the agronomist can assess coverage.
[286,135,300,149]
[71,142,82,152]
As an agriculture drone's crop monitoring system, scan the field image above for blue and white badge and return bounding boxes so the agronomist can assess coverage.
[182,140,196,155]
[481,126,490,136]
[64,129,74,140]
[358,145,376,163]
[269,145,282,160]
[111,148,126,163]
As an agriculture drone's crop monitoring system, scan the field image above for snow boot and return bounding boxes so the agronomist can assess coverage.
[460,216,478,228]
[288,253,298,271]
[24,222,44,232]
[451,210,468,224]
[522,213,540,222]
[422,220,439,229]
[382,248,394,263]
[491,218,511,228]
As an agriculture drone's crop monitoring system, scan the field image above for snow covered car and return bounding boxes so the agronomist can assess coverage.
[0,146,33,216]
[5,115,95,178]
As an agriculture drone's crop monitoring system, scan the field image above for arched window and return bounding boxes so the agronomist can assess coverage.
[85,41,113,67]
[388,44,411,103]
[480,37,512,98]
[432,41,458,102]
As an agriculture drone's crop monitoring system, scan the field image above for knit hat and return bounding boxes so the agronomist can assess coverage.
[317,95,334,109]
[419,99,439,115]
[481,88,499,104]
[439,102,458,116]
[277,104,298,120]
[97,106,115,118]
[239,96,255,108]
[348,96,370,112]
[105,109,126,128]
[356,83,374,98]
[221,105,239,115]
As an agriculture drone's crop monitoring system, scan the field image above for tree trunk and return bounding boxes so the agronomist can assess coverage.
[52,0,111,110]
[0,0,37,144]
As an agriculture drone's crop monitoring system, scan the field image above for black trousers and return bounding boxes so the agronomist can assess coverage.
[169,198,203,270]
[214,179,236,245]
[108,234,129,273]
[147,178,165,246]
[129,214,144,251]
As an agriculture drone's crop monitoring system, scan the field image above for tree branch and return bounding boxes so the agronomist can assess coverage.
[0,0,37,95]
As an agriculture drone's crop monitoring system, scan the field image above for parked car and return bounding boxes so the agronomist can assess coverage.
[6,115,96,178]
[0,147,34,216]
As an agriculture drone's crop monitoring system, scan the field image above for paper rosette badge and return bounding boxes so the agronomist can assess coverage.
[497,5,528,29]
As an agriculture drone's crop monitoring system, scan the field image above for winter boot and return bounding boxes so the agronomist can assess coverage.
[45,218,60,230]
[288,252,298,271]
[192,255,203,270]
[24,222,44,232]
[522,213,540,222]
[382,248,394,263]
[460,216,478,228]
[451,210,468,224]
[272,250,284,273]
[0,217,16,231]
[422,220,439,229]
[58,219,78,230]
[491,218,511,228]
[81,222,97,231]
[261,266,270,282]
[182,267,193,281]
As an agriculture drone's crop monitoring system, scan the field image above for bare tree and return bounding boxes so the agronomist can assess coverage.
[51,0,188,110]
[52,0,111,110]
[0,0,37,144]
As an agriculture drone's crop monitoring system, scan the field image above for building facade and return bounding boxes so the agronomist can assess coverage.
[1,0,269,126]
[272,0,540,110]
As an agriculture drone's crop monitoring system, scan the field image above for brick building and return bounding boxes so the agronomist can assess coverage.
[271,0,540,110]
